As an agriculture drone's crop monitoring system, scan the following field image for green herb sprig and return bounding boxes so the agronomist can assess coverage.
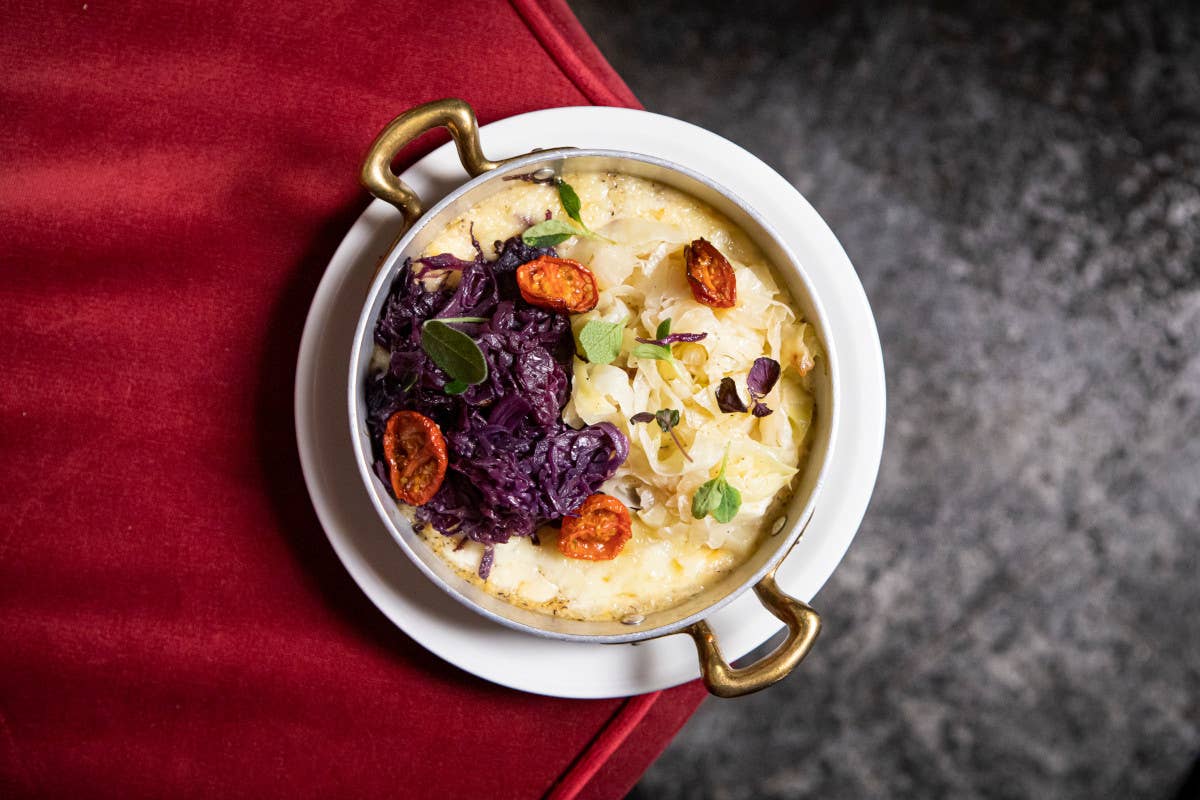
[631,319,674,362]
[521,218,579,248]
[691,445,741,523]
[521,178,610,248]
[420,317,489,395]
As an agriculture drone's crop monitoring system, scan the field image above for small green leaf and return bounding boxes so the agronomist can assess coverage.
[691,478,724,519]
[522,218,579,248]
[557,180,583,225]
[524,233,575,248]
[444,379,469,395]
[692,446,740,521]
[578,318,625,364]
[421,320,488,387]
[631,342,672,361]
[711,481,742,523]
[631,320,675,361]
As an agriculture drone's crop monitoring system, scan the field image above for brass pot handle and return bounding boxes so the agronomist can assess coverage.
[687,567,822,698]
[360,98,508,228]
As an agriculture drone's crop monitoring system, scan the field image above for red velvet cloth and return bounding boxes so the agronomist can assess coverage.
[0,2,707,797]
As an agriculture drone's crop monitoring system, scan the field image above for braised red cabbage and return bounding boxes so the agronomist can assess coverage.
[366,237,629,572]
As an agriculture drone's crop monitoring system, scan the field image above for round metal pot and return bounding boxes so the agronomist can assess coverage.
[348,100,839,697]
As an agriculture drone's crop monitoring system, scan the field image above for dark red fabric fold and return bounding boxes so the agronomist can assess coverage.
[0,1,702,798]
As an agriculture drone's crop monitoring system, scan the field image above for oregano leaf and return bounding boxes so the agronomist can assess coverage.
[711,481,742,523]
[421,319,488,388]
[557,180,583,225]
[692,446,739,520]
[521,218,578,248]
[578,318,625,364]
[691,478,723,519]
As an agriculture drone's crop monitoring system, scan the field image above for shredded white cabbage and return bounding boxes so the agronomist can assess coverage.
[558,176,819,560]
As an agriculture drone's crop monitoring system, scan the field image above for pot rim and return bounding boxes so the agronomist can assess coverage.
[348,146,840,644]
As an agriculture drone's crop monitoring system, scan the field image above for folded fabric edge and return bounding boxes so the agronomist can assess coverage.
[509,0,642,109]
[543,691,661,800]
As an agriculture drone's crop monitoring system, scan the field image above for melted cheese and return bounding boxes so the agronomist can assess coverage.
[411,171,819,621]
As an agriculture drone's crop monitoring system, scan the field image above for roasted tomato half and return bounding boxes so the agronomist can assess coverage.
[383,411,448,506]
[558,493,632,561]
[684,238,737,309]
[516,256,599,313]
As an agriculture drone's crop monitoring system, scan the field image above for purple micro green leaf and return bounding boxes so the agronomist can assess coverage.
[633,332,708,347]
[746,357,781,398]
[630,408,692,461]
[715,377,749,413]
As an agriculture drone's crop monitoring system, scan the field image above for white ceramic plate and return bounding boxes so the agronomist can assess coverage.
[294,106,885,699]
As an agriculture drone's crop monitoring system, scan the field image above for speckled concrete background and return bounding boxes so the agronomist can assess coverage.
[569,1,1200,797]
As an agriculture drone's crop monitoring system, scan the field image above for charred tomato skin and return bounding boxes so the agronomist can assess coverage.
[684,238,737,309]
[383,411,448,506]
[516,256,599,313]
[558,493,632,561]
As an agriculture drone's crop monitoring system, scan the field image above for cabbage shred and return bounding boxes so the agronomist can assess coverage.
[558,212,817,554]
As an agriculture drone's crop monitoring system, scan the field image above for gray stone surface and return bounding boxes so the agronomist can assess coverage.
[568,1,1200,797]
